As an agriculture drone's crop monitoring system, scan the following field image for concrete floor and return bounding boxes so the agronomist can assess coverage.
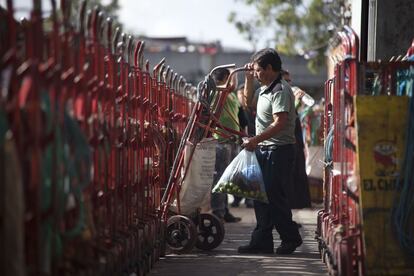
[149,205,328,276]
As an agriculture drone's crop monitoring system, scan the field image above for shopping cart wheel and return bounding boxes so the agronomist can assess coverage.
[194,213,225,250]
[166,215,197,253]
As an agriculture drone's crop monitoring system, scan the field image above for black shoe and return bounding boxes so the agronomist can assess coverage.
[275,240,303,255]
[223,212,241,223]
[238,244,274,254]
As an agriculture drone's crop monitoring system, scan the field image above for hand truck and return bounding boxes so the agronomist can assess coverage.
[160,64,248,253]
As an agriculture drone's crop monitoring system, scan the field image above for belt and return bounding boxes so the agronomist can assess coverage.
[258,144,278,151]
[258,144,293,151]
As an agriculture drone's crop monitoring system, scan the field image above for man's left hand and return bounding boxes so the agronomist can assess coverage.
[242,137,258,151]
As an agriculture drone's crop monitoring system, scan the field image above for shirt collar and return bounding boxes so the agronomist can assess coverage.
[259,74,282,95]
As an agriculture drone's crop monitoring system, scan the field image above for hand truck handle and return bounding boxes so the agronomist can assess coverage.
[152,57,166,78]
[209,64,236,75]
[218,66,251,90]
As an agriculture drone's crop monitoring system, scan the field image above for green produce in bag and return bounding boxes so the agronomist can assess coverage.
[212,149,268,203]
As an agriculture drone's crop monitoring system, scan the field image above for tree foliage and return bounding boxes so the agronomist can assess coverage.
[229,0,344,73]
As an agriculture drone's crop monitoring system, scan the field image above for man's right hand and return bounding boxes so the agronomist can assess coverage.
[244,63,254,81]
[243,63,255,109]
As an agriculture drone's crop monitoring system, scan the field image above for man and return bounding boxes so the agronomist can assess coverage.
[238,48,302,254]
[211,68,241,223]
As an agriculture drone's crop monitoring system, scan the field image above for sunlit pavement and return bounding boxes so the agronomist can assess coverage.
[149,205,328,276]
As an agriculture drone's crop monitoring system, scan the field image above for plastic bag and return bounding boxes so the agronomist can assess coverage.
[212,149,268,203]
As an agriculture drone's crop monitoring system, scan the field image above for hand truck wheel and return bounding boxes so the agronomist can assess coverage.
[194,213,225,251]
[166,215,197,253]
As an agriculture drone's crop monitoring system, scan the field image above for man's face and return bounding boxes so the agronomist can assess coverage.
[253,62,271,85]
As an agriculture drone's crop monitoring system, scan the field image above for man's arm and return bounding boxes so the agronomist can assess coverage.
[243,64,255,108]
[242,112,288,151]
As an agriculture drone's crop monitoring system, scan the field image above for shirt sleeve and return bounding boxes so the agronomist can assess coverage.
[272,89,290,114]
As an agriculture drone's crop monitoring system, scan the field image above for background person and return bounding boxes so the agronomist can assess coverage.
[210,68,242,223]
[280,70,312,210]
[231,83,255,208]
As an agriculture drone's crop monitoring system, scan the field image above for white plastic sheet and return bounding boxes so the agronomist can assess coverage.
[170,138,217,215]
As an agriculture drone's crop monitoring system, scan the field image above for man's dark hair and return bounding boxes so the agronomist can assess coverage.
[251,48,282,72]
[211,68,230,83]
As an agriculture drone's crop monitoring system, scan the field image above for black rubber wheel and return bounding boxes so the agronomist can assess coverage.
[194,213,225,250]
[166,215,197,253]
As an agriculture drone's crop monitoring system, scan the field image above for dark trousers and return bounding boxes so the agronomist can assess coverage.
[250,144,301,248]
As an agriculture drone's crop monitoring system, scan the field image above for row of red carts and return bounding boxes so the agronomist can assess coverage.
[317,26,414,275]
[0,1,242,275]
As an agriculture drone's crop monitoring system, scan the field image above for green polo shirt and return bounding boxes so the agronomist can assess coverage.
[213,91,240,140]
[255,78,296,146]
